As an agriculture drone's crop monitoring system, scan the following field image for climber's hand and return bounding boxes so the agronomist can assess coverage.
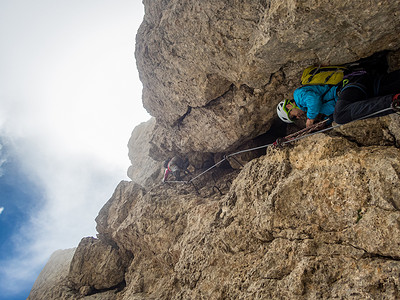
[306,118,315,127]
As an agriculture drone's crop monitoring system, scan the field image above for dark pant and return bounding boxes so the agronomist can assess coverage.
[333,69,400,124]
[170,156,190,180]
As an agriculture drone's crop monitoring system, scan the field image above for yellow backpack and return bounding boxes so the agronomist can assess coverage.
[301,65,348,86]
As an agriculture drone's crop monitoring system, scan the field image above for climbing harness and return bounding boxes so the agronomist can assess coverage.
[165,107,396,191]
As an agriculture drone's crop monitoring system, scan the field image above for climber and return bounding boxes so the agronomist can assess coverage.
[277,84,339,127]
[333,69,400,124]
[162,156,191,182]
[277,70,400,127]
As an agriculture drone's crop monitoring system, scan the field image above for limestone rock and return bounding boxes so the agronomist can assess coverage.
[136,0,400,156]
[389,113,400,147]
[333,114,400,147]
[127,118,164,187]
[27,248,76,300]
[81,290,119,300]
[100,126,400,299]
[29,0,400,299]
[96,178,218,299]
[68,237,125,292]
[95,181,146,243]
[173,134,400,299]
[29,115,400,299]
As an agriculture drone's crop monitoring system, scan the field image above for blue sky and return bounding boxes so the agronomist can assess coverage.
[0,143,43,250]
[0,140,44,300]
[0,1,148,299]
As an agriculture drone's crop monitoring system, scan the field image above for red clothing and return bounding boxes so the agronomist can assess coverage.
[163,167,171,182]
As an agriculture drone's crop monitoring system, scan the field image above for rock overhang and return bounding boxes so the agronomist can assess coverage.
[135,0,400,159]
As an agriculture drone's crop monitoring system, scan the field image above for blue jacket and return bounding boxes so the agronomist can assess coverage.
[293,85,339,120]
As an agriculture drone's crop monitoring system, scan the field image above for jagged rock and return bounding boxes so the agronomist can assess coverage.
[127,118,164,187]
[136,0,400,157]
[28,247,122,300]
[81,290,118,300]
[96,120,400,299]
[333,114,400,147]
[146,82,284,155]
[95,179,213,299]
[29,115,400,299]
[68,237,125,292]
[95,181,146,243]
[29,0,400,299]
[27,248,76,300]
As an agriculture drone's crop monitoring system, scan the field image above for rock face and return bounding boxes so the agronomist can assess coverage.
[68,237,126,295]
[92,117,400,300]
[29,0,400,299]
[136,0,400,157]
[127,118,163,187]
[27,248,76,300]
[31,115,400,299]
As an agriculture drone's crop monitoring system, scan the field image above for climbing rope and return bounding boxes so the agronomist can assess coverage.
[166,106,396,186]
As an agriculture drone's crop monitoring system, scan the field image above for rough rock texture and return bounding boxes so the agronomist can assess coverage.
[29,0,400,299]
[335,114,400,148]
[68,237,126,294]
[27,248,76,300]
[127,118,163,187]
[68,115,400,300]
[136,0,400,157]
[29,115,400,300]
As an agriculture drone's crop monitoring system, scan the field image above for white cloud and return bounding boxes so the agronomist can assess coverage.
[0,207,4,214]
[0,0,149,297]
[0,143,6,177]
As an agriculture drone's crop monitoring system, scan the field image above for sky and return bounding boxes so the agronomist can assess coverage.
[0,1,150,299]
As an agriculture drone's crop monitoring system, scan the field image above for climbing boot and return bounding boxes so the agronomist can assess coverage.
[392,94,400,112]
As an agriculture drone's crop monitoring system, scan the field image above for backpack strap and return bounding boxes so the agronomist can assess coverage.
[320,86,332,102]
[306,65,321,84]
[323,68,342,84]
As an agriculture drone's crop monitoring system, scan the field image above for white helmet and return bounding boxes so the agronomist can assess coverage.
[277,99,294,123]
